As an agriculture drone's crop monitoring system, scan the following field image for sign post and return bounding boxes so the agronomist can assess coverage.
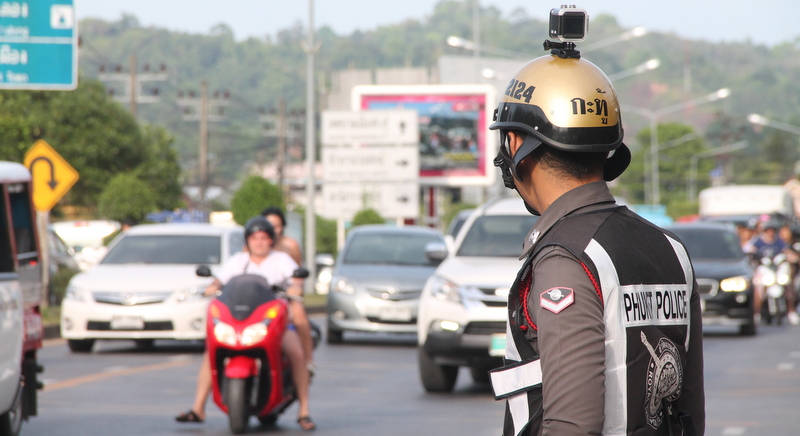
[0,0,78,90]
[23,139,79,211]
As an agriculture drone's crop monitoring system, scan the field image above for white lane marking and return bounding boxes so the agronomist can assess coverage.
[789,351,800,359]
[777,362,795,371]
[722,427,746,435]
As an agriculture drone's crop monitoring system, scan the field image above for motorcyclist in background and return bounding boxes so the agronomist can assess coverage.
[176,217,316,431]
[750,220,799,325]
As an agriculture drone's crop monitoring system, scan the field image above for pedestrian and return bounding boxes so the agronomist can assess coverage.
[488,46,705,435]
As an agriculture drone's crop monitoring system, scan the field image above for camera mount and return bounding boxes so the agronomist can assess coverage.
[543,40,581,59]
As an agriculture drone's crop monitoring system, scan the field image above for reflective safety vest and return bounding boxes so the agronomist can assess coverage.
[491,207,702,436]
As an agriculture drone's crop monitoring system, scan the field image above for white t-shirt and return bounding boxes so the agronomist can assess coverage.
[217,250,299,287]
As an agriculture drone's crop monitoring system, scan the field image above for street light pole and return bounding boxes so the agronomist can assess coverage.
[301,0,320,291]
[623,87,731,205]
[748,113,800,136]
[688,141,748,201]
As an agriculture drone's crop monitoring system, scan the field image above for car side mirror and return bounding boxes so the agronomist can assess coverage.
[425,242,448,264]
[293,267,310,279]
[196,265,212,277]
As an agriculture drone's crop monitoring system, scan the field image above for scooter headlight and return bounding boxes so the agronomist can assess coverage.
[240,322,268,347]
[213,322,238,347]
[761,272,776,287]
[778,273,791,286]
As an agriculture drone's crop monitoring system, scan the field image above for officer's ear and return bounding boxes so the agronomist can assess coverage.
[507,131,526,157]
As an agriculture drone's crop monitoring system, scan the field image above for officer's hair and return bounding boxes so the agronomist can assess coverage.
[511,131,606,180]
[531,145,606,180]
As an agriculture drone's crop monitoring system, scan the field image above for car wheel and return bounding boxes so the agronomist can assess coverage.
[470,365,491,384]
[326,326,343,344]
[739,322,757,336]
[134,339,155,349]
[418,348,458,393]
[0,384,22,436]
[67,339,95,353]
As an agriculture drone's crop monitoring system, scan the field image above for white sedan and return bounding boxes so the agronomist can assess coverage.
[60,223,244,352]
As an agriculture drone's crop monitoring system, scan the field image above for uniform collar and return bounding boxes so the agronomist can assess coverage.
[520,181,617,258]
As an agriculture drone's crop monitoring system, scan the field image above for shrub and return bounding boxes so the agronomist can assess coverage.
[230,176,284,225]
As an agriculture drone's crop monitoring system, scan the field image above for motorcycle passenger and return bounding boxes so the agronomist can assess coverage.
[262,206,315,374]
[176,216,315,431]
[779,224,800,325]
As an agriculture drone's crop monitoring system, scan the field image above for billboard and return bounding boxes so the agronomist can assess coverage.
[352,84,497,186]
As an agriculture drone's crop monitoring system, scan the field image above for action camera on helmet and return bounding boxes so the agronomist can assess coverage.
[549,5,589,42]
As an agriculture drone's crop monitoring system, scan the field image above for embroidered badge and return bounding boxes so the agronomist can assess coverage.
[540,287,575,314]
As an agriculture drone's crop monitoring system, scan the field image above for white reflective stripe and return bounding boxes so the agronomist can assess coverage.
[504,318,522,361]
[508,393,530,436]
[585,239,628,436]
[490,360,542,398]
[666,234,694,351]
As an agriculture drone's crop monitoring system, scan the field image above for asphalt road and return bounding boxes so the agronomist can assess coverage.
[20,318,800,436]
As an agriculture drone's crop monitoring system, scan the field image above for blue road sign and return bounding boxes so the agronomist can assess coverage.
[0,1,77,90]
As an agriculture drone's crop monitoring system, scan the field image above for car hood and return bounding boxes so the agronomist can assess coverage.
[334,263,437,287]
[435,256,524,287]
[69,264,216,291]
[690,258,752,280]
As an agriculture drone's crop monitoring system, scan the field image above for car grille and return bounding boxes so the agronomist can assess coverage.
[92,291,173,306]
[365,286,421,301]
[365,317,417,325]
[87,321,174,331]
[464,321,506,335]
[696,279,719,296]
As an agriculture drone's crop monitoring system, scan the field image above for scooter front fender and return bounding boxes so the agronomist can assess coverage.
[224,355,258,379]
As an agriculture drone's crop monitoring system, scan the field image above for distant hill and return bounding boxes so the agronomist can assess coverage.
[76,2,800,196]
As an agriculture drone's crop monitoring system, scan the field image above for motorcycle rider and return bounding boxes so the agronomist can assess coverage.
[176,216,315,431]
[751,220,799,325]
[488,45,705,435]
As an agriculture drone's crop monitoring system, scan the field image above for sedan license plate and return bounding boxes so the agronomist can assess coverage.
[111,315,144,330]
[489,333,506,357]
[378,305,412,322]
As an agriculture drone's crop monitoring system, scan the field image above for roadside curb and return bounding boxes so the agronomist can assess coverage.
[43,305,326,340]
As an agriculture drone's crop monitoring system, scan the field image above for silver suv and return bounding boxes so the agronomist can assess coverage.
[416,197,538,392]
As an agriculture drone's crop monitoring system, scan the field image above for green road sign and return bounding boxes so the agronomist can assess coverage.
[0,1,77,90]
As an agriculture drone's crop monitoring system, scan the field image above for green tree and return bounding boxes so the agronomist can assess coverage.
[230,175,284,225]
[97,172,157,223]
[351,208,385,227]
[0,78,182,215]
[293,206,337,257]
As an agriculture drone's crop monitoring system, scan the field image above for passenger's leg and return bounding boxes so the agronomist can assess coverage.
[282,329,311,422]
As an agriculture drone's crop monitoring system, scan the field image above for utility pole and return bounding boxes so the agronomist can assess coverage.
[261,101,305,201]
[177,83,230,212]
[98,53,167,118]
[301,0,320,289]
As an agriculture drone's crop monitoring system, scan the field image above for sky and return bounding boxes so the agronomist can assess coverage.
[76,0,800,48]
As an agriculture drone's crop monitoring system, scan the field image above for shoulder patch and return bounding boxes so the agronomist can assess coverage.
[540,287,575,314]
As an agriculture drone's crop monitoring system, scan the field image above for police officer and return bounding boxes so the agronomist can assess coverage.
[488,46,705,435]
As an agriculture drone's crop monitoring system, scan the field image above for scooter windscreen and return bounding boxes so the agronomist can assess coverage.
[218,274,278,321]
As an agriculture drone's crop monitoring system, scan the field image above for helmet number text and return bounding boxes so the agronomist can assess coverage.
[505,79,535,103]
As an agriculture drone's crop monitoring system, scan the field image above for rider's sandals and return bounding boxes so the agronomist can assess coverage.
[297,416,316,431]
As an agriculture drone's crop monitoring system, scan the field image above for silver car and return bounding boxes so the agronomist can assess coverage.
[326,225,446,343]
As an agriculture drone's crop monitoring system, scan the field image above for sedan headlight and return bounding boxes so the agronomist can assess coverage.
[213,322,238,347]
[720,276,748,292]
[65,285,91,302]
[333,278,356,295]
[176,286,206,302]
[240,322,268,346]
[429,276,461,303]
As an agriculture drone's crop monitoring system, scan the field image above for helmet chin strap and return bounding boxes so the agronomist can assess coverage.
[493,133,542,216]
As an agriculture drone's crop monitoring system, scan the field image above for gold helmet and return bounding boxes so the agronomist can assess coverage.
[490,54,630,187]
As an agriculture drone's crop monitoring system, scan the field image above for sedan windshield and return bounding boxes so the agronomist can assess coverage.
[101,235,222,265]
[457,215,539,257]
[343,232,443,266]
[668,228,744,260]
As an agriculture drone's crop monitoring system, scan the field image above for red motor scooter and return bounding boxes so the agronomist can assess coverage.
[197,266,310,434]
